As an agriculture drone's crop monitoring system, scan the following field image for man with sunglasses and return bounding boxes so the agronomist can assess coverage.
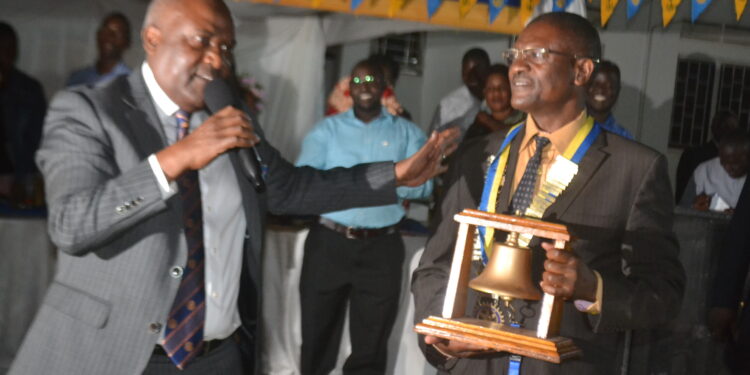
[296,59,432,375]
[413,12,684,374]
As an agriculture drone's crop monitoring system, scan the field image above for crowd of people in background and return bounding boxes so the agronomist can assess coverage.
[3,3,750,374]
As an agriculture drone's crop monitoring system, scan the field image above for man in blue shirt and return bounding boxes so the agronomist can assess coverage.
[586,59,634,140]
[296,59,432,374]
[66,12,132,87]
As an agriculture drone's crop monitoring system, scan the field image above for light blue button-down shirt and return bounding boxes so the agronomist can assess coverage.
[597,114,634,140]
[297,108,432,228]
[65,61,131,88]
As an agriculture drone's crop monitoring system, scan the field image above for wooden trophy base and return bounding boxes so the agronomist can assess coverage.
[415,316,582,363]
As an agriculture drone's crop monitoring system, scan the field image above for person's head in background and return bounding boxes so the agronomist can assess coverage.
[366,54,400,88]
[719,129,750,179]
[462,47,491,101]
[349,59,386,123]
[96,12,131,67]
[483,63,514,120]
[0,21,18,88]
[586,60,620,123]
[711,110,740,145]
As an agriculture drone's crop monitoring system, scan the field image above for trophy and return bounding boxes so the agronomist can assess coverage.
[414,209,582,363]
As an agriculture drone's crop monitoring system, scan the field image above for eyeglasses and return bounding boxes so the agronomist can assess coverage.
[502,48,598,65]
[351,75,377,85]
[187,34,234,56]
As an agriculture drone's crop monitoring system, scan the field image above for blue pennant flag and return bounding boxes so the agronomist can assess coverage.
[351,0,365,10]
[626,0,643,19]
[488,0,506,23]
[552,0,574,11]
[691,0,711,21]
[427,0,443,17]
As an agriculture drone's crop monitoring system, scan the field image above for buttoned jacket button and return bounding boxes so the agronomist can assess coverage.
[116,205,125,214]
[148,322,162,334]
[170,266,184,278]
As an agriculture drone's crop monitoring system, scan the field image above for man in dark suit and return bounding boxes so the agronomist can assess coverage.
[9,0,456,374]
[0,21,46,204]
[412,12,685,374]
[709,179,750,372]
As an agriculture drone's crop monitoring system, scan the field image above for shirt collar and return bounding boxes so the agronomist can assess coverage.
[344,107,392,124]
[141,62,179,117]
[521,110,588,154]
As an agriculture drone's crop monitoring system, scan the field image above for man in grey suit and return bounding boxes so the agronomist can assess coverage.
[412,12,685,374]
[9,0,456,374]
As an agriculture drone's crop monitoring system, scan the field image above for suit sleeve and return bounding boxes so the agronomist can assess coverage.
[248,114,398,216]
[36,89,169,256]
[591,154,686,332]
[411,153,476,368]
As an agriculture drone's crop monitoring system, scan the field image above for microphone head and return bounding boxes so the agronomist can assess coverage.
[204,77,238,114]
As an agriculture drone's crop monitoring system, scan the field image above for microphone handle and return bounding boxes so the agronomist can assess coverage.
[236,147,266,192]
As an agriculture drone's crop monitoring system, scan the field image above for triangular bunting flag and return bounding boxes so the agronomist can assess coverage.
[506,0,521,6]
[627,0,643,19]
[552,0,573,11]
[459,0,478,17]
[489,0,506,23]
[691,0,711,22]
[427,0,443,17]
[520,0,540,24]
[662,0,681,27]
[736,0,747,20]
[601,0,619,25]
[389,0,408,16]
[351,0,365,10]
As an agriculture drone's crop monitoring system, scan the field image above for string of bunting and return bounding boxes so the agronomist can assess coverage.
[258,0,746,32]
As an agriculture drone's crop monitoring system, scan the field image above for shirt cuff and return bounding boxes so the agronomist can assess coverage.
[147,154,177,199]
[431,343,456,359]
[573,270,603,315]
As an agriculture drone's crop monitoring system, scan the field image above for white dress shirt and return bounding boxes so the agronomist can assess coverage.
[142,62,246,340]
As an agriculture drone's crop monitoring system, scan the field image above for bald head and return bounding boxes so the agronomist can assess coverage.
[528,12,601,62]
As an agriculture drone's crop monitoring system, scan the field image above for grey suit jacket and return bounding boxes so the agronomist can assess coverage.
[412,128,685,374]
[10,71,398,375]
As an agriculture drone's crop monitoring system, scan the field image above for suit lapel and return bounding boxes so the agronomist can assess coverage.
[122,71,168,157]
[544,132,609,220]
[496,126,526,214]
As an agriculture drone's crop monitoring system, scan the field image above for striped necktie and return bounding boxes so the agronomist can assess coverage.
[162,110,207,369]
[510,135,550,215]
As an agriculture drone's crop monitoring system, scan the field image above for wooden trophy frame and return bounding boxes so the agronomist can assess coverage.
[414,209,582,363]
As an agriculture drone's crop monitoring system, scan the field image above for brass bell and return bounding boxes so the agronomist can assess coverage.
[469,232,542,301]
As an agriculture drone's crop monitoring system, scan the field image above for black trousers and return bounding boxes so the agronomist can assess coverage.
[142,334,245,375]
[300,223,405,375]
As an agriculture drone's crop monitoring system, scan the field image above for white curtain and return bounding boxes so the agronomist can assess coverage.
[233,15,326,162]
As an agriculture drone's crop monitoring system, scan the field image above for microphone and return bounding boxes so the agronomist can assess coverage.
[204,77,266,192]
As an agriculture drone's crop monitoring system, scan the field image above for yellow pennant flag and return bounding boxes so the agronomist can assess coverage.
[737,0,748,20]
[520,0,540,24]
[312,0,321,7]
[662,0,682,27]
[389,0,407,16]
[459,0,478,18]
[601,0,619,26]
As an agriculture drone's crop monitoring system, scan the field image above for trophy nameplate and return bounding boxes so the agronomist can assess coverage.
[414,209,582,363]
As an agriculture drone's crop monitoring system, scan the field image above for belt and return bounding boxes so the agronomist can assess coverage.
[318,217,399,240]
[152,331,240,358]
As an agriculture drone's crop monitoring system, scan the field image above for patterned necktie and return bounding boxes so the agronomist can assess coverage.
[162,110,206,369]
[509,135,550,215]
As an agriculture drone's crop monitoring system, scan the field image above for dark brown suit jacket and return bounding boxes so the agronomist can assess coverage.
[412,127,685,374]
